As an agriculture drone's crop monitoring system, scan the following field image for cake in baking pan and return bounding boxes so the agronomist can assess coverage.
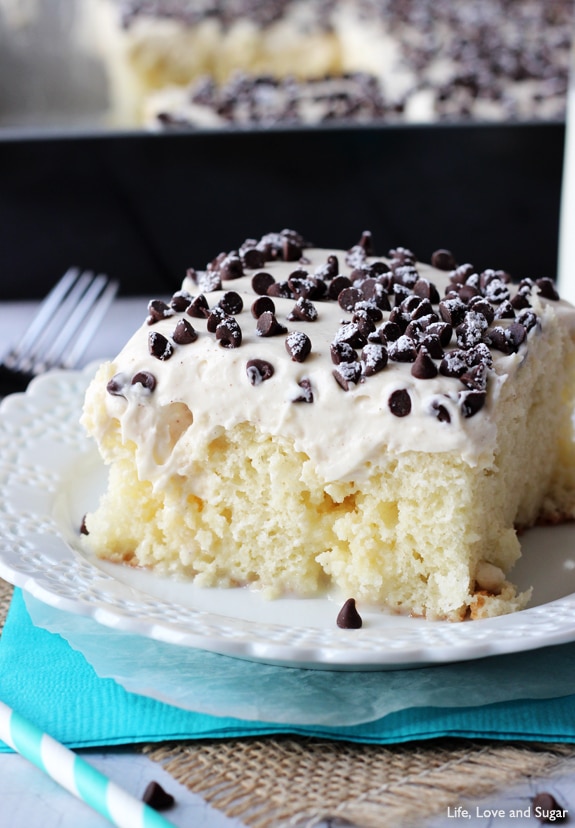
[84,0,572,126]
[81,229,575,620]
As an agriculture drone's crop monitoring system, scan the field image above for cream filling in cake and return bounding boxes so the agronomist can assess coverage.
[81,231,575,620]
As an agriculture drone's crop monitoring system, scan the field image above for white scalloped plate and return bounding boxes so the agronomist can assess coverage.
[2,366,575,670]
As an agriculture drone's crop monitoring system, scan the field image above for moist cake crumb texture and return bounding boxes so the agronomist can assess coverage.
[81,229,575,621]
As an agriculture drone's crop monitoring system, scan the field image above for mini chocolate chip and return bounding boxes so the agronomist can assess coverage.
[352,308,376,338]
[216,317,242,348]
[331,341,357,364]
[288,296,318,322]
[346,244,367,268]
[148,331,174,361]
[379,321,402,342]
[338,287,364,312]
[393,264,419,287]
[187,294,210,318]
[439,297,467,326]
[467,296,495,324]
[536,277,560,300]
[484,278,510,303]
[219,254,244,280]
[251,271,275,295]
[333,361,362,391]
[426,321,452,347]
[336,598,363,629]
[327,275,353,300]
[106,373,126,397]
[416,332,442,359]
[242,247,266,269]
[411,346,438,379]
[388,335,417,363]
[326,254,339,276]
[388,388,412,417]
[80,515,89,535]
[388,306,410,332]
[218,291,243,315]
[413,278,440,304]
[460,389,486,417]
[131,371,157,391]
[172,318,198,345]
[285,331,311,362]
[282,237,302,261]
[333,322,367,349]
[493,299,516,319]
[206,306,227,332]
[487,323,526,354]
[411,298,434,320]
[357,230,373,255]
[440,349,469,378]
[431,399,451,423]
[267,280,293,299]
[170,290,193,311]
[457,284,480,303]
[256,310,288,337]
[451,263,475,284]
[246,358,274,385]
[361,342,388,376]
[251,296,275,318]
[455,311,489,349]
[146,299,174,325]
[197,270,222,292]
[532,792,567,823]
[431,249,457,271]
[460,363,487,391]
[293,378,314,403]
[510,291,532,310]
[517,308,538,331]
[354,300,383,323]
[361,278,391,310]
[142,781,175,812]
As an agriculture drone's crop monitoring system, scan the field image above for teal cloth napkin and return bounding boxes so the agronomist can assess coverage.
[1,588,575,752]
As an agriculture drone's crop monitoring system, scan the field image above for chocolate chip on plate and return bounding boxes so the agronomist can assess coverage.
[336,598,363,629]
[142,781,175,812]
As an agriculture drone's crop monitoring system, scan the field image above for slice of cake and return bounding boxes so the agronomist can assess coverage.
[81,229,575,620]
[144,72,387,130]
[83,0,341,125]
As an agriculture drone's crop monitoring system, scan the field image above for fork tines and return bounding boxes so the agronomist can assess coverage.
[1,268,119,394]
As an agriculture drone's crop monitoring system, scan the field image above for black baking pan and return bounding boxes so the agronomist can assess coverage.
[0,121,565,299]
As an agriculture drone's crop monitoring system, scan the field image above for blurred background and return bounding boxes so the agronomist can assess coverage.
[0,0,573,298]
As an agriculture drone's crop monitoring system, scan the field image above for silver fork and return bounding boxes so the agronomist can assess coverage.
[0,268,119,396]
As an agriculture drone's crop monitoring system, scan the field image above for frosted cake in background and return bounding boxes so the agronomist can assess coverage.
[84,0,573,127]
[81,229,575,621]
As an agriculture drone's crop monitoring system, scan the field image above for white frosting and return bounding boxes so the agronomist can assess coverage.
[89,246,572,489]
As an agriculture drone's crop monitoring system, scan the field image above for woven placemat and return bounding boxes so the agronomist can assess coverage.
[2,577,574,827]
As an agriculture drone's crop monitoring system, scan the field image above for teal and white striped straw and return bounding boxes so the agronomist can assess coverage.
[0,700,176,828]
